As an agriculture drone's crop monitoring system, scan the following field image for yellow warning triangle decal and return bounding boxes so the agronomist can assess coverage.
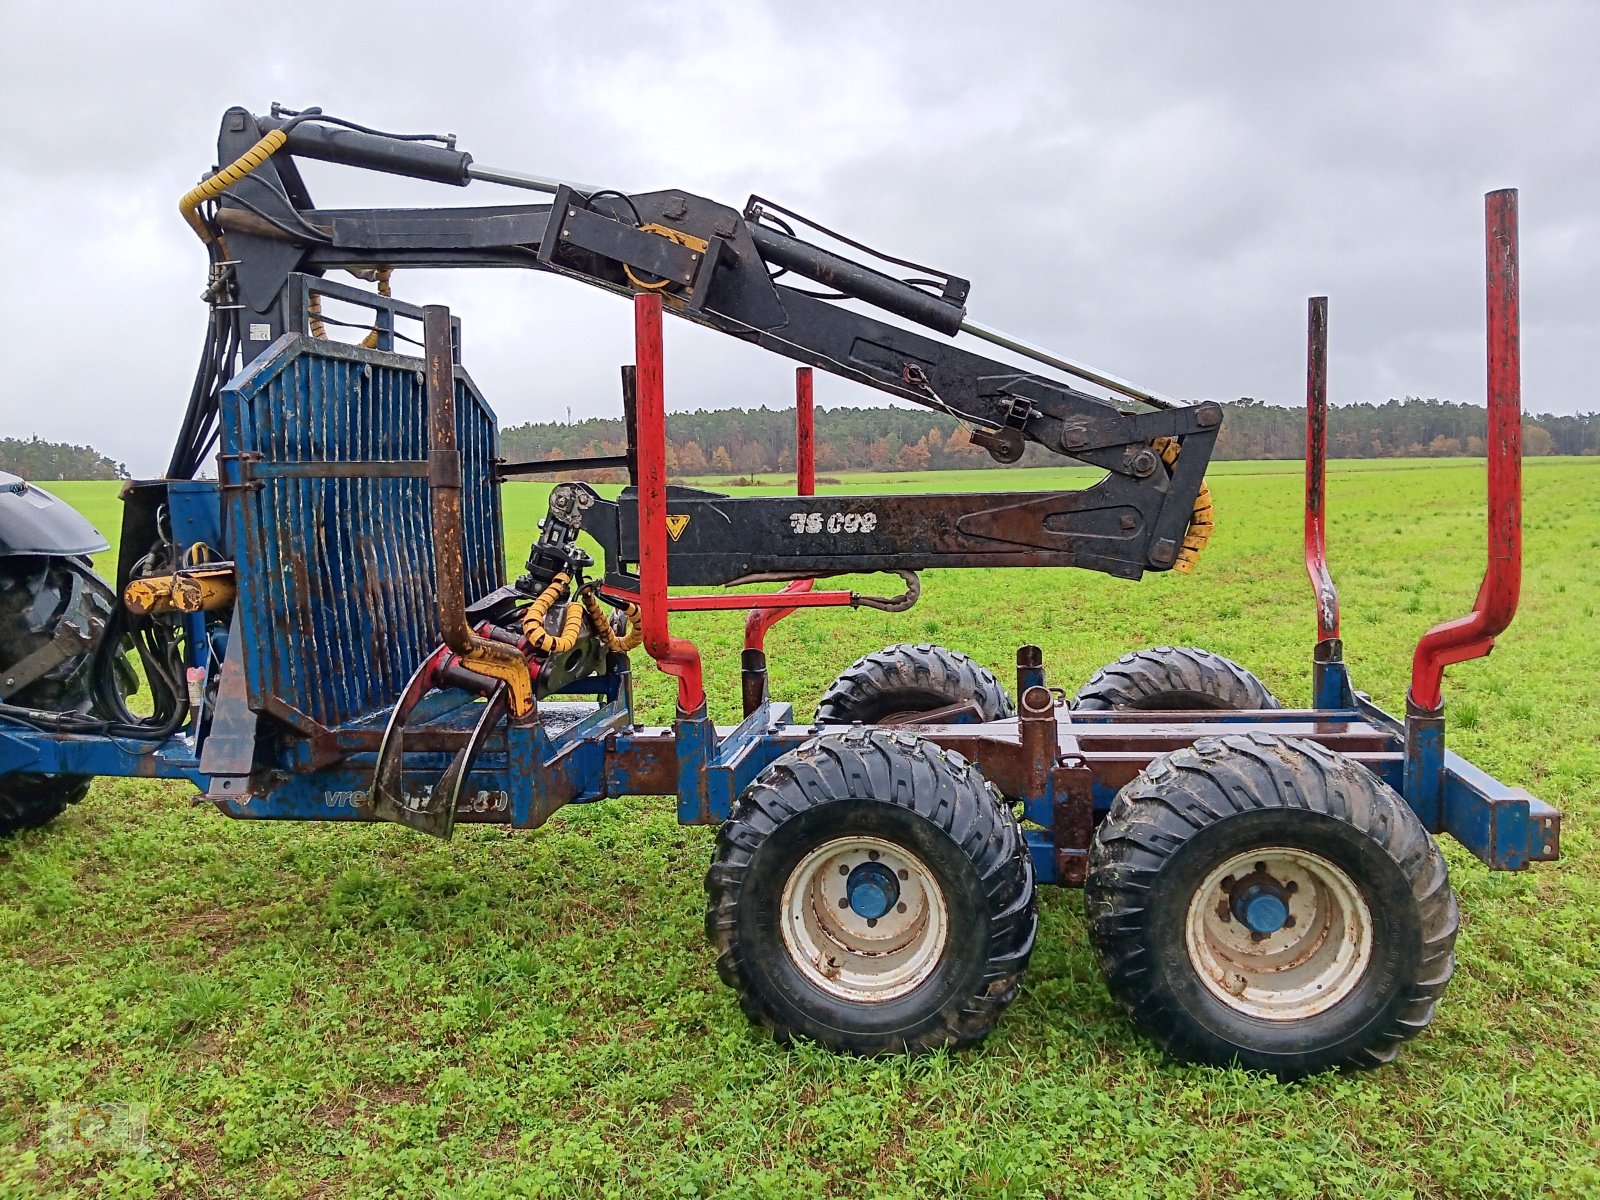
[664,514,691,541]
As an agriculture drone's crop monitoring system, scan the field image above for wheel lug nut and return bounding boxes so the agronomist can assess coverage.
[1254,862,1266,874]
[1284,916,1296,928]
[838,897,849,909]
[866,918,878,928]
[1285,880,1298,893]
[1221,875,1235,889]
[868,850,880,861]
[898,869,909,880]
[896,902,907,914]
[839,865,850,876]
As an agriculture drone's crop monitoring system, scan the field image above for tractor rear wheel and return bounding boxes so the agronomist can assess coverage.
[1072,646,1279,711]
[1086,732,1458,1078]
[816,643,1015,725]
[0,555,113,837]
[706,728,1036,1054]
[1,775,92,837]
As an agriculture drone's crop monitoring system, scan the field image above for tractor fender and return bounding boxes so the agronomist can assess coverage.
[0,472,110,558]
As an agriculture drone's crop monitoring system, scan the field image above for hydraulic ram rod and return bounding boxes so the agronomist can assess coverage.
[958,319,1176,410]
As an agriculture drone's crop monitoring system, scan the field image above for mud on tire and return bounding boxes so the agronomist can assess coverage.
[816,643,1015,725]
[1073,646,1280,712]
[706,728,1037,1054]
[1085,732,1458,1078]
[0,556,111,836]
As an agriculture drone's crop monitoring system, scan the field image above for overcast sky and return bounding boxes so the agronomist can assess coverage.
[1,1,1595,474]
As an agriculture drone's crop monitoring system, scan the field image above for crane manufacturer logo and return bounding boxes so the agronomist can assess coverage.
[788,512,879,535]
[665,514,691,541]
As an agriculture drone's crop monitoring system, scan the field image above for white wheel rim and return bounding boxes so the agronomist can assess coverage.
[779,835,948,1002]
[1184,846,1373,1020]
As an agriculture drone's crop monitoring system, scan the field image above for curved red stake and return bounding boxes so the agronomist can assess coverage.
[1409,189,1523,710]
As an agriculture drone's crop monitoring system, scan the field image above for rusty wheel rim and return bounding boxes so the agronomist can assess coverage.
[1183,846,1373,1020]
[779,835,948,1002]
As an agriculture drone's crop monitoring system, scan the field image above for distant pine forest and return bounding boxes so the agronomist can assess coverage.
[6,398,1596,482]
[500,397,1599,482]
[0,436,126,481]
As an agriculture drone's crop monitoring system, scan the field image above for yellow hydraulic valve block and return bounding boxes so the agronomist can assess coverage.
[123,568,237,617]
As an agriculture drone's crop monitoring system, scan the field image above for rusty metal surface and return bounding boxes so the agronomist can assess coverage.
[1051,756,1095,886]
[1304,295,1340,643]
[218,332,502,737]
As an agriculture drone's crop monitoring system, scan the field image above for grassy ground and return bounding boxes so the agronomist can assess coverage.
[5,459,1599,1198]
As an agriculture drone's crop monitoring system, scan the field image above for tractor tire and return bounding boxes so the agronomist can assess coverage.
[706,728,1037,1054]
[1072,646,1280,712]
[0,555,112,713]
[816,643,1015,725]
[1085,732,1458,1079]
[0,775,92,837]
[0,556,111,837]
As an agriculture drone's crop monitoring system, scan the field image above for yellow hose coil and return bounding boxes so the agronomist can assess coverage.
[359,270,394,349]
[520,574,586,656]
[623,223,710,291]
[179,129,288,243]
[1151,436,1214,573]
[580,590,644,653]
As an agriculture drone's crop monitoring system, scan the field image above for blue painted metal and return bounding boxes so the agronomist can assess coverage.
[164,481,224,556]
[847,862,899,919]
[673,704,718,824]
[219,335,502,736]
[1024,828,1057,886]
[1403,705,1446,832]
[1238,889,1289,935]
[1441,749,1559,869]
[0,726,204,784]
[698,700,795,823]
[1311,654,1352,711]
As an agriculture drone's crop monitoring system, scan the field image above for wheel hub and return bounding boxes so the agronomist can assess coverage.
[1185,847,1373,1020]
[846,861,901,919]
[780,835,949,1002]
[1224,866,1298,937]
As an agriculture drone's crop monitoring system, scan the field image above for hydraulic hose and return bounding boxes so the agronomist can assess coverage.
[179,128,288,243]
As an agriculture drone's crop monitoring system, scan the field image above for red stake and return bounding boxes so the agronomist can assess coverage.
[1409,189,1523,710]
[1304,296,1340,642]
[633,293,705,712]
[744,367,818,653]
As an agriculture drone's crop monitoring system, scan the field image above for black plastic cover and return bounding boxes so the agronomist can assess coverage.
[0,472,111,557]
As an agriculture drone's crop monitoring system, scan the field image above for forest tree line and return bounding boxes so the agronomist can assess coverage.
[499,396,1597,480]
[8,397,1593,483]
[0,436,127,481]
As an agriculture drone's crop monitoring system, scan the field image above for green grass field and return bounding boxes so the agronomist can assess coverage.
[6,459,1599,1198]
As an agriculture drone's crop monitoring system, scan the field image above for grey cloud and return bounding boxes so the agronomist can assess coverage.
[1,1,1594,474]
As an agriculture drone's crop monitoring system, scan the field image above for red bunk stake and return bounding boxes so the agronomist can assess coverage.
[744,367,817,654]
[1408,189,1524,711]
[633,293,706,713]
[1303,296,1340,643]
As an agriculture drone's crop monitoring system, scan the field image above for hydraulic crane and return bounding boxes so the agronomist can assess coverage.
[0,105,1554,1075]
